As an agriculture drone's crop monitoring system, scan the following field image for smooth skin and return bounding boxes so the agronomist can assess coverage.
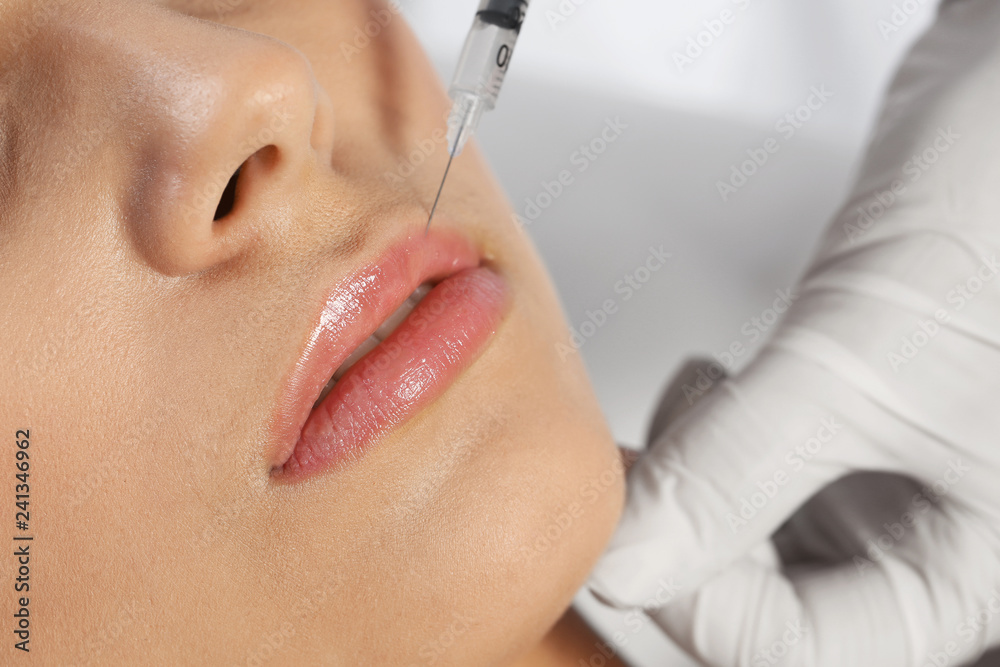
[0,0,625,664]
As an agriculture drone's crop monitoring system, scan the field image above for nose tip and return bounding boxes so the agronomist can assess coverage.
[130,37,335,277]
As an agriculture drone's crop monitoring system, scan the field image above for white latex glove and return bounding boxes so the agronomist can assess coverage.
[589,1,1000,665]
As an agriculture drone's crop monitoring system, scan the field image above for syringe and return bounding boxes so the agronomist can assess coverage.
[426,0,530,232]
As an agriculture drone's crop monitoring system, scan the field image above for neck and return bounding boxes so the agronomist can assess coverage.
[512,608,630,667]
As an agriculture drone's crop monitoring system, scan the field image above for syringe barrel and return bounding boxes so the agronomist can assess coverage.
[449,0,529,110]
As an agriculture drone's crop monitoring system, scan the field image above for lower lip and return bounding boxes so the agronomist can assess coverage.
[275,266,508,480]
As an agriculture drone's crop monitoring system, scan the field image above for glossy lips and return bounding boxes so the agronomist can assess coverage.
[271,230,507,481]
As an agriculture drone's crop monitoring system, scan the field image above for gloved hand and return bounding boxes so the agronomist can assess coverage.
[588,2,1000,665]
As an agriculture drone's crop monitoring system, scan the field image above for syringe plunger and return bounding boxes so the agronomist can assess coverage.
[445,0,528,156]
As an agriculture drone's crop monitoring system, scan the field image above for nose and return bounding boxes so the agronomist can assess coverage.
[129,36,336,276]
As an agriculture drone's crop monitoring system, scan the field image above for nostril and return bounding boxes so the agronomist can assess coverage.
[214,164,243,221]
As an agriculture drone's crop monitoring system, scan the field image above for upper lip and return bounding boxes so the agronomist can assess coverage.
[267,220,483,472]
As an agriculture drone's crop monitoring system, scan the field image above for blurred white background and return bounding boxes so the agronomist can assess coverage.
[403,1,938,664]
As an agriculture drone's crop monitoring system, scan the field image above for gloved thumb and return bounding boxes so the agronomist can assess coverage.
[588,347,894,608]
[644,474,1000,667]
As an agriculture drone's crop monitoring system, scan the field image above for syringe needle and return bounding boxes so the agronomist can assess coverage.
[425,105,472,235]
[425,149,456,235]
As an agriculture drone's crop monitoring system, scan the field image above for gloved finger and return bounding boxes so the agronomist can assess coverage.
[772,470,965,569]
[648,504,1000,667]
[772,471,925,567]
[588,344,904,609]
[644,357,725,446]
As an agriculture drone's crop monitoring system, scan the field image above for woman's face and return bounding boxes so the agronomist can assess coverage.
[0,1,623,664]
